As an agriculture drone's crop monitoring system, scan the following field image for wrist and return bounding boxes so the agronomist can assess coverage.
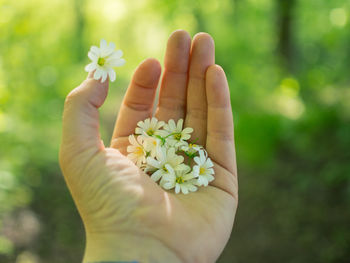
[83,232,182,263]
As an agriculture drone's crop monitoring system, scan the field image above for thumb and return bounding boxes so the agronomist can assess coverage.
[60,73,108,167]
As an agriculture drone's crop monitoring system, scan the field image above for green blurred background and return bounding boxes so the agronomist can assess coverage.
[1,0,350,262]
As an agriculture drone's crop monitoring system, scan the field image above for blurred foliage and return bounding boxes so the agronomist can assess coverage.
[0,0,349,262]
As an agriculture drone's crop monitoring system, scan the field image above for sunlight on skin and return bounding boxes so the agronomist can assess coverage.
[163,192,172,218]
[60,30,238,263]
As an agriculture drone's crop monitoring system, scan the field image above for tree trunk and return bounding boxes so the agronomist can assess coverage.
[276,0,296,72]
[73,0,85,61]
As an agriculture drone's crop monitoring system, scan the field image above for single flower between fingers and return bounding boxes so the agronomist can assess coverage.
[85,39,125,82]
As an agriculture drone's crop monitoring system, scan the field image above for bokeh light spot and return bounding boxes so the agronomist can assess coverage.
[330,8,348,27]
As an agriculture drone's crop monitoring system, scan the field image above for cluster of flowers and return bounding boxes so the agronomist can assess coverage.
[127,118,214,194]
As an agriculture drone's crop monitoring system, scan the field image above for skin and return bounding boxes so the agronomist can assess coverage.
[59,30,238,263]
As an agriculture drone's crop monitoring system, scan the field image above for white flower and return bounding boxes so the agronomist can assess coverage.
[145,147,187,182]
[85,39,125,82]
[127,115,216,194]
[127,135,146,168]
[161,165,198,194]
[143,136,162,158]
[181,142,202,157]
[193,150,214,186]
[135,117,165,137]
[163,119,193,148]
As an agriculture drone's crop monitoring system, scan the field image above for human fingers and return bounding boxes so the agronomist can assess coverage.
[155,29,191,121]
[185,33,215,146]
[59,74,108,170]
[110,58,161,149]
[205,65,237,199]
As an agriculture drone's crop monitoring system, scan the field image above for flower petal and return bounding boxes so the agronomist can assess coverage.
[108,42,116,50]
[101,70,108,83]
[100,39,108,50]
[127,144,138,152]
[93,68,102,80]
[137,120,146,129]
[199,150,206,163]
[176,119,183,131]
[108,68,116,82]
[207,168,214,174]
[181,165,191,174]
[85,62,97,72]
[150,117,157,127]
[175,184,180,194]
[151,169,163,182]
[135,127,143,135]
[147,157,160,169]
[136,135,145,144]
[207,174,215,181]
[202,177,209,186]
[127,153,136,162]
[168,119,176,131]
[188,184,197,192]
[204,158,214,168]
[128,135,134,145]
[90,46,100,55]
[182,134,191,140]
[109,58,126,67]
[182,185,189,194]
[108,50,123,60]
[88,51,98,61]
[175,163,189,172]
[183,172,195,181]
[192,165,199,176]
[193,156,201,165]
[136,158,143,168]
[156,120,165,129]
[163,181,175,190]
[165,164,175,175]
[183,127,193,134]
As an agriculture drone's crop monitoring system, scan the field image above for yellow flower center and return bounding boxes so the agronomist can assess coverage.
[174,133,182,140]
[176,177,184,184]
[97,57,106,66]
[147,129,154,136]
[163,166,168,172]
[189,143,197,148]
[199,167,206,175]
[135,147,143,156]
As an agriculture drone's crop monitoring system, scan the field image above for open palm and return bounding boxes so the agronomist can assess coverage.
[59,30,238,263]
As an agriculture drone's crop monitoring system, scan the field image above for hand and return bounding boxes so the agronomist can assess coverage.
[59,30,238,263]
